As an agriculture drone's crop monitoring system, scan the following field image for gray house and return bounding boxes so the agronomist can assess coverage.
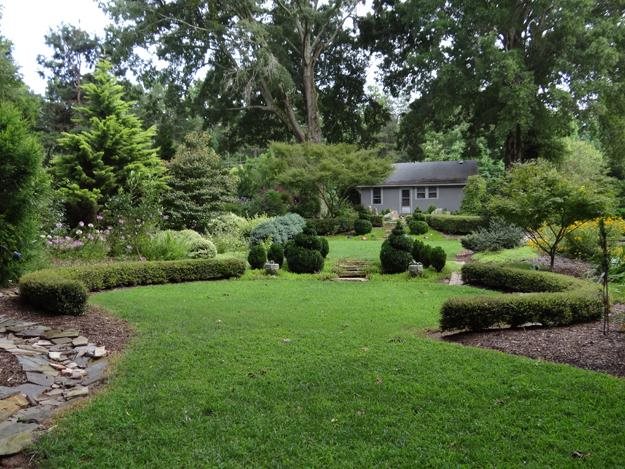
[357,160,478,214]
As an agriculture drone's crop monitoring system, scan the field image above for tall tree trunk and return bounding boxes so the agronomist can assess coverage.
[302,60,322,142]
[504,123,523,167]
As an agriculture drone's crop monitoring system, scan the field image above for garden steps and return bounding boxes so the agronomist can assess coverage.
[334,259,370,280]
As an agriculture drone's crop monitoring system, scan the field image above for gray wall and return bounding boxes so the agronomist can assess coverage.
[357,185,466,213]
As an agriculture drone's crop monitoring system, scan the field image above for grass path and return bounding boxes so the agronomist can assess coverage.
[35,278,625,467]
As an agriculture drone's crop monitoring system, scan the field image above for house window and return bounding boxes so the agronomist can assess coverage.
[372,187,382,204]
[416,187,426,199]
[427,186,438,199]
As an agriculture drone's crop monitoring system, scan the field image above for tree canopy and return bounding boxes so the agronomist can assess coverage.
[361,0,625,165]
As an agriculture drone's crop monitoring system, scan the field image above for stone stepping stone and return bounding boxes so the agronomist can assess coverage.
[16,326,50,338]
[0,421,38,456]
[26,372,55,387]
[14,384,47,402]
[449,272,464,286]
[82,360,108,386]
[0,394,29,421]
[0,387,20,401]
[43,329,79,340]
[16,405,54,424]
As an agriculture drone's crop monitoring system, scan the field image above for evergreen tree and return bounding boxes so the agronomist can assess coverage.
[0,103,47,285]
[162,131,237,232]
[53,60,165,225]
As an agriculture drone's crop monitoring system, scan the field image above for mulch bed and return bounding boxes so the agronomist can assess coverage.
[0,350,27,387]
[441,310,625,378]
[0,290,134,389]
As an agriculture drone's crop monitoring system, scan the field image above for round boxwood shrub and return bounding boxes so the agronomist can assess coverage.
[412,239,425,263]
[409,220,429,235]
[380,222,413,274]
[267,243,284,267]
[430,246,447,272]
[354,218,373,235]
[286,226,326,273]
[248,244,267,269]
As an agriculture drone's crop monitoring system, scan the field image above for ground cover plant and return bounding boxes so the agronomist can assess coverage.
[30,277,625,467]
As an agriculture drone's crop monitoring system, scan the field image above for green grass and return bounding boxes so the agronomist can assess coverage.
[35,277,625,467]
[472,246,538,264]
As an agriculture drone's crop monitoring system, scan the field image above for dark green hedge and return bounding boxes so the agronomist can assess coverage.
[440,263,602,331]
[425,214,486,235]
[20,258,246,316]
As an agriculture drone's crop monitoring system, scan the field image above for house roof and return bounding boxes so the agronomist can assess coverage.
[361,160,478,187]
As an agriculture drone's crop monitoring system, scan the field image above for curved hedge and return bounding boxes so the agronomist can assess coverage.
[19,258,246,316]
[425,214,485,235]
[440,263,602,331]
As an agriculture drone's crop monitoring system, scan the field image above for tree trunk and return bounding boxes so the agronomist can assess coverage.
[549,250,555,270]
[302,59,322,142]
[504,123,523,167]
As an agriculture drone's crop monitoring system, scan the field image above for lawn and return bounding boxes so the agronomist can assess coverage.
[35,277,625,466]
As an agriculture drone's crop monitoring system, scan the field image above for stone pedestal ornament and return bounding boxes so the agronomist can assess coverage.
[264,261,280,275]
[409,261,423,277]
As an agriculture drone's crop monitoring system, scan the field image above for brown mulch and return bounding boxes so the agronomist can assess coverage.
[0,350,27,387]
[0,290,134,390]
[0,294,133,356]
[441,310,625,378]
[532,255,595,279]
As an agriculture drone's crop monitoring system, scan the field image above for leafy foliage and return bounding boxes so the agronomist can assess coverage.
[53,60,165,224]
[162,131,237,232]
[380,222,413,273]
[286,226,326,273]
[461,218,524,252]
[408,220,428,235]
[248,244,267,269]
[429,247,447,273]
[267,243,284,267]
[20,258,246,315]
[354,219,373,235]
[441,263,602,331]
[490,160,613,268]
[249,213,306,246]
[0,103,48,285]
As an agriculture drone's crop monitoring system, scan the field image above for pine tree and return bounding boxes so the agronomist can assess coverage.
[162,131,236,232]
[53,60,165,225]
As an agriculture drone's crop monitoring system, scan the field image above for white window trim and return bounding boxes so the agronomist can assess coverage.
[371,187,383,205]
[416,187,427,199]
[427,186,438,199]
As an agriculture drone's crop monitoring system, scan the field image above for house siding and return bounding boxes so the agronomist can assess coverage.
[358,185,466,213]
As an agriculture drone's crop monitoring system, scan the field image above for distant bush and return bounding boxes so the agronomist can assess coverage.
[460,218,524,252]
[305,218,340,236]
[141,230,217,260]
[440,263,602,331]
[426,214,486,235]
[421,245,432,268]
[286,226,326,273]
[249,213,306,246]
[430,247,447,272]
[267,243,285,267]
[408,220,429,235]
[370,215,383,227]
[412,208,426,221]
[248,244,267,269]
[354,219,373,235]
[380,222,413,273]
[20,258,246,315]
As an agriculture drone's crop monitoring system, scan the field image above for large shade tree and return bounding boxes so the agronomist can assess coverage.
[361,0,624,165]
[103,0,388,149]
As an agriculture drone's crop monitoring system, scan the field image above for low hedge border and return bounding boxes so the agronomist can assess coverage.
[425,214,486,235]
[440,263,602,331]
[19,258,246,316]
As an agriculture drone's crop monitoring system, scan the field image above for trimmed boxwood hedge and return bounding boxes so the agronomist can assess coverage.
[425,214,486,235]
[19,258,246,316]
[440,263,602,331]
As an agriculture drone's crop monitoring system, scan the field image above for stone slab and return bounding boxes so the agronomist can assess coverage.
[0,421,38,456]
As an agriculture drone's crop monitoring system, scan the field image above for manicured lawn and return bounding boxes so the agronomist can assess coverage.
[473,246,539,264]
[35,278,625,467]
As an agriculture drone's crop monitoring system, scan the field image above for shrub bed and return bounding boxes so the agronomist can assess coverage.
[20,258,246,316]
[249,213,306,246]
[425,214,486,235]
[440,263,602,331]
[460,218,524,252]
